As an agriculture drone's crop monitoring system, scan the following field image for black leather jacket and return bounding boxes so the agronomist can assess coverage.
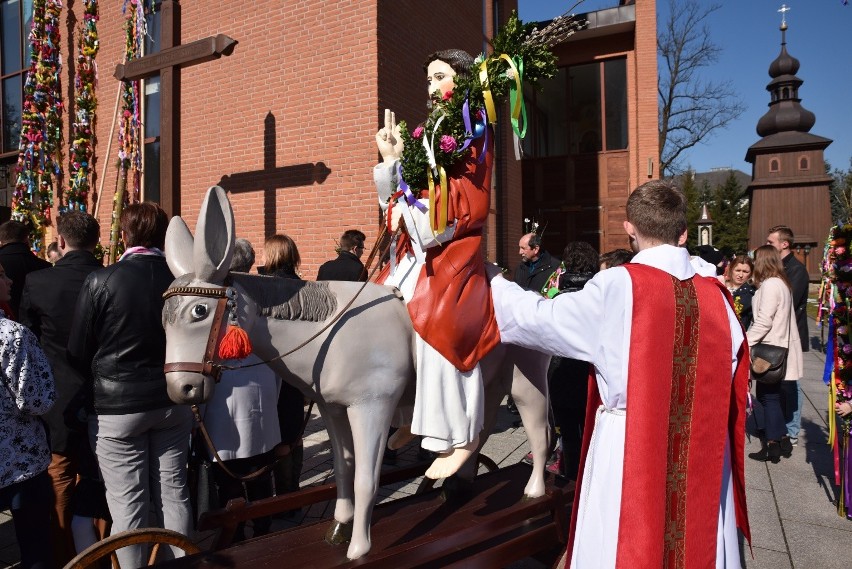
[67,254,175,415]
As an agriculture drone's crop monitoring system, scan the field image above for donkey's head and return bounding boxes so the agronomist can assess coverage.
[162,186,238,405]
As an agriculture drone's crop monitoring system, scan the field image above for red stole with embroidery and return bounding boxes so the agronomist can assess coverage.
[564,264,750,568]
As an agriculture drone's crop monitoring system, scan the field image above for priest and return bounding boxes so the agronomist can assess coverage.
[488,179,751,568]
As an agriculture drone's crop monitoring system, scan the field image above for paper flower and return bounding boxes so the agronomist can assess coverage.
[439,135,457,153]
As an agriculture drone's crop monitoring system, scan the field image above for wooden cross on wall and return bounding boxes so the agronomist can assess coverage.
[113,0,237,217]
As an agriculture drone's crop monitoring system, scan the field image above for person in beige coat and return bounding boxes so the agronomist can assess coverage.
[747,245,804,463]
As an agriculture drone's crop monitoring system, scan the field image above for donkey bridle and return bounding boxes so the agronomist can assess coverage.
[163,285,231,383]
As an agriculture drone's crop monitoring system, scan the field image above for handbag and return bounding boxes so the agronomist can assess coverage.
[750,342,788,384]
[749,293,794,385]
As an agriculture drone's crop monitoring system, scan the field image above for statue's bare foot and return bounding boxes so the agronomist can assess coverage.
[425,435,480,479]
[388,425,415,450]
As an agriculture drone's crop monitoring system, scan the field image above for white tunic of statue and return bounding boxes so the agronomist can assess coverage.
[490,244,744,569]
[374,161,483,452]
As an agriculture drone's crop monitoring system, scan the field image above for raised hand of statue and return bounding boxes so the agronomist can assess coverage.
[376,108,403,163]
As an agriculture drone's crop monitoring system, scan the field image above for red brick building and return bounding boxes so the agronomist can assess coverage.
[0,0,658,273]
[521,0,658,258]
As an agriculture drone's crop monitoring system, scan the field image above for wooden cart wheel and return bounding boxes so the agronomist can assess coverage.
[63,528,201,569]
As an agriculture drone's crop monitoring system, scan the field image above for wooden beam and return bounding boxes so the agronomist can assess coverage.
[113,34,237,82]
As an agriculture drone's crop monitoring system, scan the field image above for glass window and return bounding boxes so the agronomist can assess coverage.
[143,140,160,203]
[22,0,31,63]
[604,58,627,150]
[144,77,160,138]
[1,0,32,155]
[1,0,22,75]
[2,75,22,151]
[144,5,161,54]
[532,68,568,158]
[568,63,601,155]
[523,58,629,158]
[141,2,161,202]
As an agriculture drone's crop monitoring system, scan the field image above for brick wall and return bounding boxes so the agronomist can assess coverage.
[56,0,520,276]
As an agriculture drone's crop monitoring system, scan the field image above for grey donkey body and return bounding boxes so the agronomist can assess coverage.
[163,187,551,560]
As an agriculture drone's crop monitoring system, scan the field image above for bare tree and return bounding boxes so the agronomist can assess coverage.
[658,1,746,177]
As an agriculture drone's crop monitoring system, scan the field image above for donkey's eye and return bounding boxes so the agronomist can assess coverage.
[191,304,209,320]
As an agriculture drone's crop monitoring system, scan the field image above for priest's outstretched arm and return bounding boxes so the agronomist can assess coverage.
[488,267,624,370]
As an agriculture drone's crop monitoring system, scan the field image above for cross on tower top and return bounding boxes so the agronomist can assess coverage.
[778,4,791,28]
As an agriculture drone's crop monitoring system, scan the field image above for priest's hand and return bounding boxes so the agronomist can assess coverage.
[484,262,506,282]
[376,109,403,163]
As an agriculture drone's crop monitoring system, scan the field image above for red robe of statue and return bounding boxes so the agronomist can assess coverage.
[380,134,500,372]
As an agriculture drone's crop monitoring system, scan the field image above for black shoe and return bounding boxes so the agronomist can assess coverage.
[780,436,793,458]
[383,448,398,465]
[767,441,782,463]
[748,446,770,462]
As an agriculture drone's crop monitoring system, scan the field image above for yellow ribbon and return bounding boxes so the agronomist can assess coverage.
[426,166,449,234]
[479,59,497,126]
[478,54,525,137]
[830,371,838,451]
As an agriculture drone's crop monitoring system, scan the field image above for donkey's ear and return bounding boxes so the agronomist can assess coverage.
[193,186,235,283]
[165,217,195,278]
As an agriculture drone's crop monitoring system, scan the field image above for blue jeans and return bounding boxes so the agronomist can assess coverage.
[0,471,53,569]
[756,381,786,441]
[783,380,802,439]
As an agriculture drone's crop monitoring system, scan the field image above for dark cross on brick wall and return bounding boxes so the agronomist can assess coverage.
[217,112,331,237]
[113,0,237,216]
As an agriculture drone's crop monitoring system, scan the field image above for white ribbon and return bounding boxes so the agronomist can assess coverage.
[423,114,446,177]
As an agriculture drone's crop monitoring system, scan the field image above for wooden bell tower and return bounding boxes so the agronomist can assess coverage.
[745,14,832,280]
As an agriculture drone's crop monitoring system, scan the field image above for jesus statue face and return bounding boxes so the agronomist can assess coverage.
[426,59,456,98]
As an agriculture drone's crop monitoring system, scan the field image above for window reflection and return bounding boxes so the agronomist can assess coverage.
[2,76,22,152]
[22,0,32,63]
[1,0,32,155]
[521,57,628,158]
[568,63,601,154]
[1,0,22,75]
[144,77,160,138]
[605,59,627,151]
[143,141,160,203]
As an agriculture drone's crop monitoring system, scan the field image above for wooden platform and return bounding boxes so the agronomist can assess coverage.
[161,463,574,568]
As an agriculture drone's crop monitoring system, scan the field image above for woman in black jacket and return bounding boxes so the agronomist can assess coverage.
[262,234,307,500]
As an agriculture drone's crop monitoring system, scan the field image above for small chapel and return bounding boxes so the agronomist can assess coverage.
[745,15,833,280]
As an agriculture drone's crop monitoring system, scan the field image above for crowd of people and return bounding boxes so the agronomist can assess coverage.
[0,40,823,569]
[0,205,372,568]
[0,200,823,569]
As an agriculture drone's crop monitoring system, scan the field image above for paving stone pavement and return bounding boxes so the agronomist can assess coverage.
[1,317,849,568]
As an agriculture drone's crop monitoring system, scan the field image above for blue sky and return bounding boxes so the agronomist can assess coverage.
[518,0,852,175]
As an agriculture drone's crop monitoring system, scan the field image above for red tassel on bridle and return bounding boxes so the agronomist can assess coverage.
[219,324,252,359]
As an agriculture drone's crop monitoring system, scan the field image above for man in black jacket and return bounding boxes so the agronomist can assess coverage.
[317,229,367,281]
[0,220,51,315]
[767,224,810,454]
[20,212,103,566]
[513,232,560,293]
